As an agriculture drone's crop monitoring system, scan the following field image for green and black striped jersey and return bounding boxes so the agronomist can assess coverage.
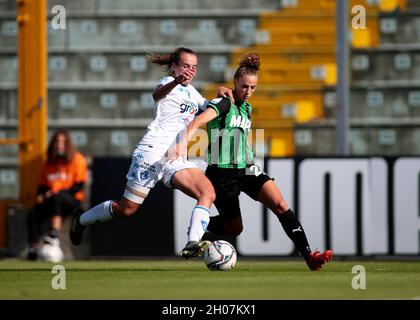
[206,97,254,168]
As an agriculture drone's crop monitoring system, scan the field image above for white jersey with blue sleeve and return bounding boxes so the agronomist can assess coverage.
[137,76,207,154]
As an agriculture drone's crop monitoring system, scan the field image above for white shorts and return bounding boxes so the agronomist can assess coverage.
[123,147,197,203]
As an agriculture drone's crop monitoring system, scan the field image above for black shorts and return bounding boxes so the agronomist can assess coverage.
[205,165,273,221]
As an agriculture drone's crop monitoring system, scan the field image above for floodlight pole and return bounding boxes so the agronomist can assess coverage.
[17,0,48,208]
[335,0,350,155]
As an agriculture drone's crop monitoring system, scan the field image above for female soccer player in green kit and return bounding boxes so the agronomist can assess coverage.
[174,53,333,271]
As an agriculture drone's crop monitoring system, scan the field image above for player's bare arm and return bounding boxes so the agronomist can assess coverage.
[169,108,218,159]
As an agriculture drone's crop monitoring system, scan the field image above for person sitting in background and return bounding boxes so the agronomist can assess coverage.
[27,129,88,260]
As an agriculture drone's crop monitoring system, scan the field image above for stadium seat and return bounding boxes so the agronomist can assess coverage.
[380,16,420,44]
[379,0,406,12]
[294,118,420,156]
[294,126,335,155]
[231,48,335,65]
[96,0,279,11]
[46,0,96,14]
[0,54,17,84]
[0,0,17,14]
[0,90,17,120]
[265,129,295,157]
[278,0,404,12]
[352,51,418,82]
[0,130,18,158]
[351,127,419,155]
[65,17,259,48]
[0,127,18,199]
[279,0,335,11]
[0,168,18,199]
[64,128,147,157]
[250,93,323,122]
[269,138,288,157]
[48,90,154,120]
[352,89,411,118]
[351,29,375,48]
[0,20,17,49]
[256,29,336,48]
[254,62,336,85]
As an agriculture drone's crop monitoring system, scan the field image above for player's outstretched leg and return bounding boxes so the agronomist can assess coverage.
[70,200,117,246]
[69,207,86,246]
[180,240,211,259]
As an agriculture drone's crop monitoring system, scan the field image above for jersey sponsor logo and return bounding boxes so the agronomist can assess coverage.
[180,99,199,115]
[229,115,251,130]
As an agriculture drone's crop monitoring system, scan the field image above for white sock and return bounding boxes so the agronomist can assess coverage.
[79,200,114,226]
[188,205,210,242]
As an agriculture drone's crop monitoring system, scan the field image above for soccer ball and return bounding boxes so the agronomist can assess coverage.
[204,240,237,271]
[38,242,64,263]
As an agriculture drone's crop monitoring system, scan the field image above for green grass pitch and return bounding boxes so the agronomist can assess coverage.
[0,259,419,299]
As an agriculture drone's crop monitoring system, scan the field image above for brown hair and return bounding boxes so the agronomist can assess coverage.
[233,53,260,80]
[47,129,76,164]
[147,47,196,73]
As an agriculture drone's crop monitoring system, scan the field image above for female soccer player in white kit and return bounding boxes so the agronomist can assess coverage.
[70,47,231,257]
